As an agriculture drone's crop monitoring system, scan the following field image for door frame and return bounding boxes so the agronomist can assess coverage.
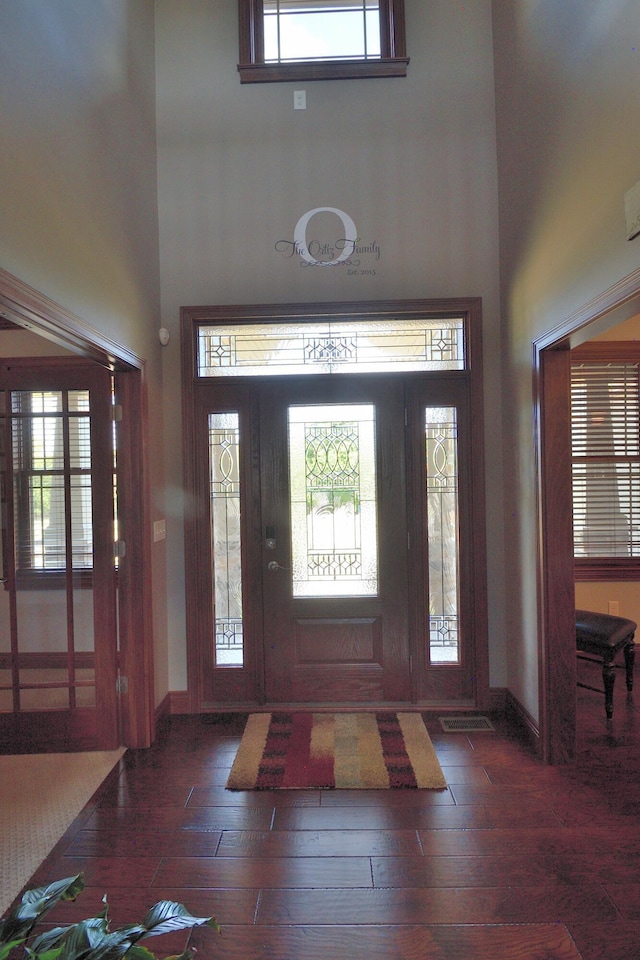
[534,266,640,762]
[0,267,155,748]
[181,298,490,713]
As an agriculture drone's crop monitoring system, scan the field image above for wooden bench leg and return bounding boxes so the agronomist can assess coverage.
[603,660,616,719]
[624,641,635,691]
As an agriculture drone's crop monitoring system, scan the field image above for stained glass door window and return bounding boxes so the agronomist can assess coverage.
[209,413,243,666]
[288,404,378,597]
[425,407,460,664]
[198,318,465,377]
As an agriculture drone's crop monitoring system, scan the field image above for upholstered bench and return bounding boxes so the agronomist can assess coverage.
[576,609,637,719]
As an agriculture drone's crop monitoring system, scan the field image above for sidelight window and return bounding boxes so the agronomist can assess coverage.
[426,407,460,664]
[209,412,244,665]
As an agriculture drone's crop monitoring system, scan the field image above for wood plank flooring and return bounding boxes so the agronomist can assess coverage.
[14,672,640,959]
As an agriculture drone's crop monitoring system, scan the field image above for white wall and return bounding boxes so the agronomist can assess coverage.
[154,0,507,693]
[493,0,640,719]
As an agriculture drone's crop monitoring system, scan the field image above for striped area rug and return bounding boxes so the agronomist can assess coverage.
[226,712,447,790]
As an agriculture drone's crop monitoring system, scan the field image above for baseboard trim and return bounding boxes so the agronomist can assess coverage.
[160,689,513,719]
[504,688,542,758]
[154,693,171,725]
[488,686,508,714]
[164,691,191,716]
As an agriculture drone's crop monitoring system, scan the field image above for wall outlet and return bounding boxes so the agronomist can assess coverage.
[153,519,166,542]
[293,89,306,110]
[608,600,620,616]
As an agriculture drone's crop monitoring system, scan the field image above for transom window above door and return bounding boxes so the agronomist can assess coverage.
[197,317,466,377]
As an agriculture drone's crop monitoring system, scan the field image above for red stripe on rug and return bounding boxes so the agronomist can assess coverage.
[280,713,331,788]
[255,712,293,788]
[376,712,418,788]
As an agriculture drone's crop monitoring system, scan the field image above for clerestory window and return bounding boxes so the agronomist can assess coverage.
[238,0,409,83]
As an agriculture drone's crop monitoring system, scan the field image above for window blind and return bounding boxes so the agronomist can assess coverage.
[571,360,640,557]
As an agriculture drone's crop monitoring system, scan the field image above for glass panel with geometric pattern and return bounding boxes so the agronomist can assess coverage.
[288,404,377,597]
[426,406,460,664]
[198,319,465,377]
[209,412,243,666]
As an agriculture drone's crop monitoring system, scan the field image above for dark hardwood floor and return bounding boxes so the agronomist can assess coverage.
[15,664,640,959]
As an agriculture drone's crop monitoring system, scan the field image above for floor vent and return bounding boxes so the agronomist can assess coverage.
[439,716,495,732]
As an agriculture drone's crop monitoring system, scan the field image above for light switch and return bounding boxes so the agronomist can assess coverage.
[153,519,166,542]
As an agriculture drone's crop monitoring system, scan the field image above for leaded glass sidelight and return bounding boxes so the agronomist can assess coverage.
[288,404,378,597]
[209,413,243,666]
[425,407,460,664]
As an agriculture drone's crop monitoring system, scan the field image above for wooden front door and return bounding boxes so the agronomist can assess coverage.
[259,377,410,703]
[191,372,486,710]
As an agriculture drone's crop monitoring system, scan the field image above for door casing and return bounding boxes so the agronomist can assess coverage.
[182,299,490,714]
[0,267,155,750]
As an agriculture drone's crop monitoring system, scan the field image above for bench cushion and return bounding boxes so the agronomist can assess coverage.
[576,608,637,656]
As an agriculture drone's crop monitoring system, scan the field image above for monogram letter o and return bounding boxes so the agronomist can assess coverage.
[293,207,358,266]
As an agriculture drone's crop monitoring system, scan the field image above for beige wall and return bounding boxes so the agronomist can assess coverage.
[0,2,169,705]
[0,0,517,710]
[154,0,507,692]
[493,0,640,718]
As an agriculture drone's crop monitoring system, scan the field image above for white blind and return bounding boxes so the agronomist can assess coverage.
[571,361,640,557]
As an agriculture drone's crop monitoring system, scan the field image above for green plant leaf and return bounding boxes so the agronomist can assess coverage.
[24,947,64,960]
[0,876,84,946]
[0,939,27,960]
[137,903,218,940]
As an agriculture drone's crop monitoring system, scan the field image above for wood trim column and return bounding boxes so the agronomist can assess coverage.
[536,346,576,763]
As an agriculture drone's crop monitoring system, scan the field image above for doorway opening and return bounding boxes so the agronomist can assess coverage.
[535,270,640,762]
[0,269,154,751]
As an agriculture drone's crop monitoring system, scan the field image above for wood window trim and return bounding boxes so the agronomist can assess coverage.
[237,0,409,83]
[572,340,640,582]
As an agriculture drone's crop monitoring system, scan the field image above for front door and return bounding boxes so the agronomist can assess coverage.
[259,378,410,703]
[191,373,485,710]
